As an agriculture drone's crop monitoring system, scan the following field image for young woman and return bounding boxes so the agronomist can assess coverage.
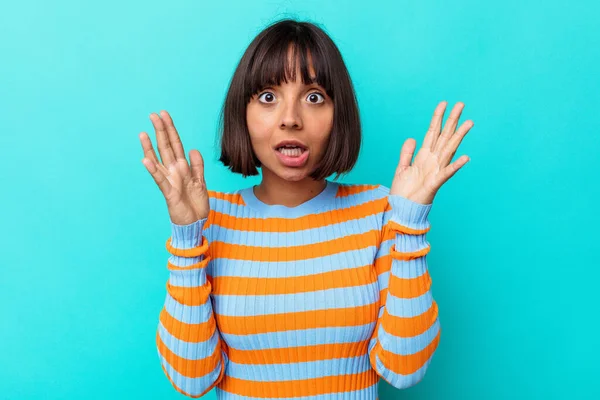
[139,18,472,399]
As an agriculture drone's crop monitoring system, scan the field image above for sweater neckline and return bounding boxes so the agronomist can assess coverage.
[240,179,338,218]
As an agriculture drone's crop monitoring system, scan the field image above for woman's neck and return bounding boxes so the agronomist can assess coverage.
[253,170,327,208]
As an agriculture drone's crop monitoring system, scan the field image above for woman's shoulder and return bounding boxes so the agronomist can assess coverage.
[207,188,244,202]
[206,187,246,212]
[334,181,390,201]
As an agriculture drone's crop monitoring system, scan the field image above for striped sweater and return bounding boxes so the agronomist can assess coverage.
[156,180,441,399]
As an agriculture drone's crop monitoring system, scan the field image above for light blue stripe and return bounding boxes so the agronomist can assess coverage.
[170,218,207,249]
[168,268,207,288]
[376,184,390,196]
[207,213,383,247]
[376,271,389,293]
[390,257,428,280]
[377,265,433,293]
[375,238,393,257]
[373,352,433,390]
[225,354,372,381]
[215,382,378,400]
[394,234,429,253]
[158,320,220,360]
[164,292,213,325]
[378,231,429,260]
[213,283,379,317]
[169,254,204,267]
[377,318,441,355]
[208,248,378,278]
[208,196,246,220]
[157,352,223,396]
[387,195,432,230]
[386,291,434,318]
[374,249,430,295]
[220,322,377,351]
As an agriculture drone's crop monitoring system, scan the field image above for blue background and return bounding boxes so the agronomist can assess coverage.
[1,0,597,399]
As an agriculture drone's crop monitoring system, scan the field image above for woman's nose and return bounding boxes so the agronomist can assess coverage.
[280,100,302,129]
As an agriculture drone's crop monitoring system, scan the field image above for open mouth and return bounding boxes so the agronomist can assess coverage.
[276,145,307,157]
[274,145,309,167]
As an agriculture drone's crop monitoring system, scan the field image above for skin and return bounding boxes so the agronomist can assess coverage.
[246,49,334,207]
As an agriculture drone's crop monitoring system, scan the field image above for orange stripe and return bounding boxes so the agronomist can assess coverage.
[374,254,391,277]
[159,307,216,343]
[228,339,370,365]
[379,300,439,337]
[382,225,395,241]
[217,302,379,335]
[166,280,212,307]
[381,224,430,244]
[205,197,387,232]
[369,328,441,376]
[335,184,380,198]
[212,264,377,295]
[219,367,378,397]
[208,190,246,205]
[165,236,209,258]
[388,267,432,298]
[389,220,431,235]
[381,219,431,261]
[159,359,225,398]
[390,244,431,261]
[210,229,379,262]
[156,327,222,378]
[167,257,210,271]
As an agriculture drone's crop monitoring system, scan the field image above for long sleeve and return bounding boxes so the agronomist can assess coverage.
[368,193,441,389]
[156,218,229,398]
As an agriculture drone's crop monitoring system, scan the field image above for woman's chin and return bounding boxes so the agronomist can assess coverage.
[260,161,312,182]
[275,166,310,182]
[280,172,308,182]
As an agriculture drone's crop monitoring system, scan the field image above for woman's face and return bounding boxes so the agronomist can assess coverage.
[246,59,334,183]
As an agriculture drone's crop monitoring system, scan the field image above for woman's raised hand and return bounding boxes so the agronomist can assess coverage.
[139,110,210,226]
[390,101,473,205]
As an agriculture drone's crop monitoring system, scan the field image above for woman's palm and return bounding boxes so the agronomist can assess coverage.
[390,145,445,204]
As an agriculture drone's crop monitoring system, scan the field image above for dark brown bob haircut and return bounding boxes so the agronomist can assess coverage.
[217,18,361,181]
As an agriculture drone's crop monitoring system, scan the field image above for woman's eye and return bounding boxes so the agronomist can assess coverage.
[307,92,325,104]
[258,92,276,103]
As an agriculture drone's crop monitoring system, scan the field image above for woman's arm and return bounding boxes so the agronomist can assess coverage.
[156,218,228,397]
[368,192,441,389]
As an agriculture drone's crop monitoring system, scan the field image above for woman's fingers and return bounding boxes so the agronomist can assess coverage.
[159,110,187,161]
[149,112,176,167]
[139,132,160,165]
[139,131,173,181]
[189,149,205,182]
[396,138,416,173]
[141,156,173,197]
[435,155,470,187]
[439,120,473,166]
[433,102,464,154]
[422,101,446,151]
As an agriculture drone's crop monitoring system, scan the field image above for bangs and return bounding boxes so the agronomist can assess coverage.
[244,34,334,102]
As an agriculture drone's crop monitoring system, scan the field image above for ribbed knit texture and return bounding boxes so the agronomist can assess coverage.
[156,180,441,399]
